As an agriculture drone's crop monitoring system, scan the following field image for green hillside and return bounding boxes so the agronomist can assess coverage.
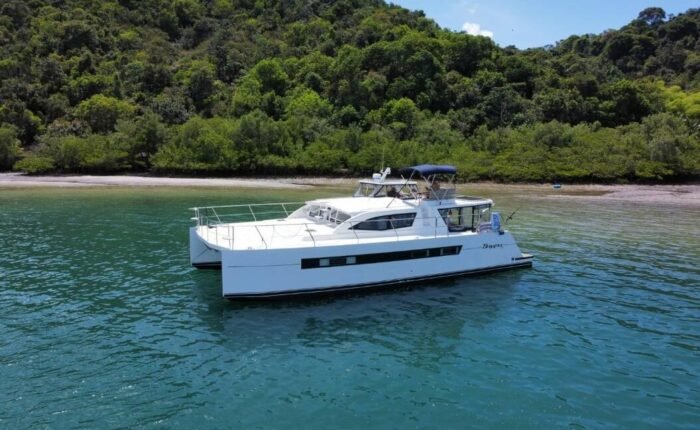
[1,1,699,182]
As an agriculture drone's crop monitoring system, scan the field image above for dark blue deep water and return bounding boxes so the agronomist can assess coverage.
[1,186,699,429]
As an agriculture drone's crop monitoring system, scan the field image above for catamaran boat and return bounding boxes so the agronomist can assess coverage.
[189,165,533,299]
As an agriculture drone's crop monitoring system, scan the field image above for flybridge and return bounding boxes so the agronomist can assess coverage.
[354,164,459,201]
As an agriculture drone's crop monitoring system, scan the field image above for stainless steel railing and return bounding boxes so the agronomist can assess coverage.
[191,202,306,227]
[194,215,495,250]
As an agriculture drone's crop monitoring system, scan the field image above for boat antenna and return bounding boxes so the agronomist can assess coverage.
[380,144,385,172]
[504,205,523,224]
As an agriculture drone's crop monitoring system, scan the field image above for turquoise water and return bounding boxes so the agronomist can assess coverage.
[1,186,699,429]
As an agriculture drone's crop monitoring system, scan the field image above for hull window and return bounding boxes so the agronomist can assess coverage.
[301,245,462,269]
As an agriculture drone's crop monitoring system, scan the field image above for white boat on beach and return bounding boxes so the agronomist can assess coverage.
[189,165,533,299]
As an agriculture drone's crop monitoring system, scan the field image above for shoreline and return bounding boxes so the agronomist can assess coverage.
[0,172,315,189]
[1,173,699,206]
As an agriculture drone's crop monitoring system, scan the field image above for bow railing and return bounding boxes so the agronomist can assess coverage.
[191,202,306,227]
[192,214,497,250]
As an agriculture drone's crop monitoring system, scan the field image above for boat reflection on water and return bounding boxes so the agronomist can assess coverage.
[193,271,525,369]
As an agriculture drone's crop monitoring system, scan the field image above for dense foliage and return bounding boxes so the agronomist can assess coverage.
[1,1,699,181]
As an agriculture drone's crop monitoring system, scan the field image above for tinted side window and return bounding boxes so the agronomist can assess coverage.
[354,217,388,230]
[353,213,416,230]
[390,213,416,229]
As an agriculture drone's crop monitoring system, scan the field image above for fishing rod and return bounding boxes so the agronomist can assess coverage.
[504,205,523,224]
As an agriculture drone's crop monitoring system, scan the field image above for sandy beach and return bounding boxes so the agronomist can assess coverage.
[0,172,313,189]
[1,172,698,206]
[456,182,700,206]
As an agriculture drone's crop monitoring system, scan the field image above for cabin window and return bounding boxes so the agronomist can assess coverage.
[390,213,416,229]
[333,211,351,224]
[352,213,417,231]
[474,204,491,226]
[438,207,470,232]
[438,205,491,232]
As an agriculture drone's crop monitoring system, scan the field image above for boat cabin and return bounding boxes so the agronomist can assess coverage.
[289,164,495,235]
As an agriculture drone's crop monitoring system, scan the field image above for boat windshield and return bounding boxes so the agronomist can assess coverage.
[289,204,351,225]
[354,182,375,197]
[353,182,420,198]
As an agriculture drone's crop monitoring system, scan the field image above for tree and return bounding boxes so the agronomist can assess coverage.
[285,89,332,119]
[152,116,236,171]
[150,89,191,125]
[58,20,99,54]
[0,0,698,181]
[68,74,113,104]
[0,101,43,145]
[641,113,694,172]
[534,88,588,124]
[73,95,138,133]
[368,98,420,140]
[659,14,698,42]
[37,55,67,92]
[598,80,654,126]
[360,72,388,110]
[479,86,531,128]
[173,0,204,28]
[232,77,264,117]
[190,62,217,112]
[41,134,127,172]
[638,7,666,27]
[175,60,217,112]
[0,125,21,170]
[0,0,30,28]
[142,63,172,94]
[250,59,289,96]
[232,110,284,170]
[445,34,495,77]
[112,112,170,169]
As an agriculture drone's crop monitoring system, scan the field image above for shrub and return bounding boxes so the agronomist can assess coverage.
[13,156,55,174]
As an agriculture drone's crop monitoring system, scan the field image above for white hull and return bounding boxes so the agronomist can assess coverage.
[189,166,533,299]
[217,230,531,299]
[189,227,221,268]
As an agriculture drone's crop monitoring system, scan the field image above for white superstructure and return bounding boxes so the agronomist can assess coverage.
[189,165,533,299]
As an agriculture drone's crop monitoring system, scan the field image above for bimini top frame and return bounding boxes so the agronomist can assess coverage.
[399,164,457,177]
[399,164,457,201]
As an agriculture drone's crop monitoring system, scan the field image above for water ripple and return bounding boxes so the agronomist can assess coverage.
[1,188,699,429]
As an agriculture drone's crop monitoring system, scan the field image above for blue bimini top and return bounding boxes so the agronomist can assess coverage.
[399,164,457,177]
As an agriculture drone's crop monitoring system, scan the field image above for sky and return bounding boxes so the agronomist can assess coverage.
[389,0,698,48]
